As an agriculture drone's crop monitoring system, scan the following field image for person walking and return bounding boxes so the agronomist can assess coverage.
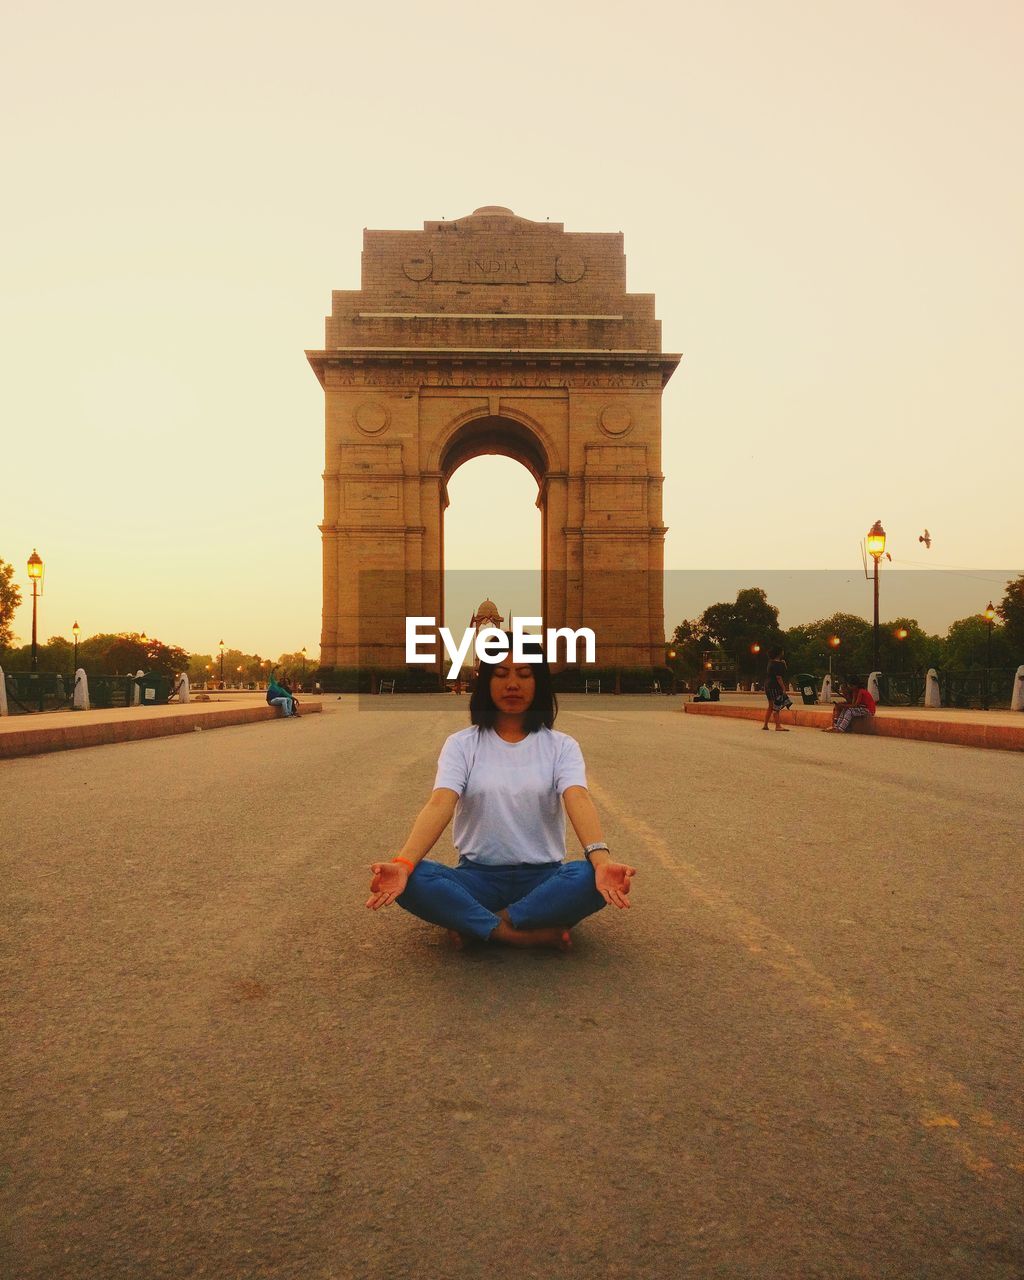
[365,643,636,950]
[762,646,792,731]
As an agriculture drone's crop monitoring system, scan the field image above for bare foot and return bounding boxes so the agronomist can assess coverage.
[491,920,572,950]
[775,727,789,732]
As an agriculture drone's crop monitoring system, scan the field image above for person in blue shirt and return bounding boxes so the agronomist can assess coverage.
[365,644,636,950]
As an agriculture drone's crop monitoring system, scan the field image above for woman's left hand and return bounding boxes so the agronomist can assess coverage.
[594,860,637,909]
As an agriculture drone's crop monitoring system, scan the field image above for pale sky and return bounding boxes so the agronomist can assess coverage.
[2,1,1020,658]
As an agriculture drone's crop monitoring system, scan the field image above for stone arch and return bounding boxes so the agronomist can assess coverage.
[308,206,680,671]
[436,412,552,486]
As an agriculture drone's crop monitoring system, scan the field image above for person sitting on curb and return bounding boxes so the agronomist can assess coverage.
[267,672,300,718]
[365,640,635,951]
[694,681,711,702]
[824,675,876,733]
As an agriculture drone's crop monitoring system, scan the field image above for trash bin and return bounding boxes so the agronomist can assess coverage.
[794,673,819,705]
[135,671,170,705]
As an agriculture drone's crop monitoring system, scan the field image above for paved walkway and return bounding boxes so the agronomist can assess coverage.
[685,695,1024,751]
[0,694,322,759]
[3,695,1022,1278]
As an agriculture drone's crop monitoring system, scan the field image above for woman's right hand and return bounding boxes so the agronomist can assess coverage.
[365,860,410,910]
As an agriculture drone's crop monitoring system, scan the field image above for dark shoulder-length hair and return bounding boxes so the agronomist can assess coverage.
[468,637,558,732]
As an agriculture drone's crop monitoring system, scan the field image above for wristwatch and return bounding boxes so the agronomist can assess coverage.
[583,842,610,862]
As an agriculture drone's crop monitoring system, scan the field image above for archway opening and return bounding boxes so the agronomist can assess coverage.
[440,418,545,656]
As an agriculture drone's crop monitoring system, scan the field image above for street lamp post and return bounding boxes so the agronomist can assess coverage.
[894,627,908,666]
[301,646,307,682]
[866,520,886,672]
[218,639,225,684]
[72,620,80,671]
[983,601,996,711]
[27,550,44,671]
[827,634,841,677]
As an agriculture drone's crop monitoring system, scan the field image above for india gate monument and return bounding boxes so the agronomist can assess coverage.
[306,206,680,671]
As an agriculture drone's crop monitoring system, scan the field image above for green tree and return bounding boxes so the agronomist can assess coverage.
[785,613,873,677]
[876,618,943,674]
[668,619,705,678]
[942,616,1013,670]
[0,558,23,650]
[696,587,785,679]
[188,652,215,684]
[997,573,1024,655]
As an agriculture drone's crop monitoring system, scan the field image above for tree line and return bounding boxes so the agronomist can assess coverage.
[670,578,1024,681]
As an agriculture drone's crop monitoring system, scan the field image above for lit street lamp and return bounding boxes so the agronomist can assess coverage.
[827,634,840,676]
[218,639,225,684]
[27,549,44,671]
[983,601,996,710]
[890,626,909,680]
[866,520,886,670]
[72,620,80,671]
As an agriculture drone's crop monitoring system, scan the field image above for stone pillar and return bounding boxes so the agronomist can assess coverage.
[925,668,941,708]
[73,668,90,711]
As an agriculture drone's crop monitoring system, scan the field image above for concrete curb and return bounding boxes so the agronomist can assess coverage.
[682,701,1024,752]
[0,702,322,761]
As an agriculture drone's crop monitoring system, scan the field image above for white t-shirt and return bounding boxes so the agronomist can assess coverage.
[433,726,588,866]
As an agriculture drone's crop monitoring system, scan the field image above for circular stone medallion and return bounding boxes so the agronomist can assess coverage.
[599,404,633,437]
[402,254,433,281]
[555,255,585,283]
[354,401,390,436]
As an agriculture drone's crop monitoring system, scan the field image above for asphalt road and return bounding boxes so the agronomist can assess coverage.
[3,695,1022,1279]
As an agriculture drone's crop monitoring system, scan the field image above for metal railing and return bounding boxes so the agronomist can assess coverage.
[872,670,1018,710]
[87,675,136,709]
[1,672,71,713]
[1,672,137,712]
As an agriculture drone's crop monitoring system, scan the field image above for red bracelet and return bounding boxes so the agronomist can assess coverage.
[392,856,415,872]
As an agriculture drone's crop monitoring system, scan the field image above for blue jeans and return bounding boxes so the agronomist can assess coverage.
[396,858,605,941]
[270,696,294,717]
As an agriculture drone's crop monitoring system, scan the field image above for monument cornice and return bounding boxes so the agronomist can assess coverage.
[306,347,681,390]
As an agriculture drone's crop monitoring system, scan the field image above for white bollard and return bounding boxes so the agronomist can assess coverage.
[73,668,90,711]
[0,665,8,717]
[868,671,881,703]
[925,668,942,708]
[176,673,190,704]
[132,669,144,706]
[1012,665,1024,712]
[818,674,833,704]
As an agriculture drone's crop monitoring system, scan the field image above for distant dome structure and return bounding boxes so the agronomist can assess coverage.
[474,598,502,620]
[472,205,515,215]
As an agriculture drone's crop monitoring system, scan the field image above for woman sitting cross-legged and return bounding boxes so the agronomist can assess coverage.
[823,675,877,733]
[365,644,636,950]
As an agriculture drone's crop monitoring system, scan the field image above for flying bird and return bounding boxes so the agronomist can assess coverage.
[918,529,932,549]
